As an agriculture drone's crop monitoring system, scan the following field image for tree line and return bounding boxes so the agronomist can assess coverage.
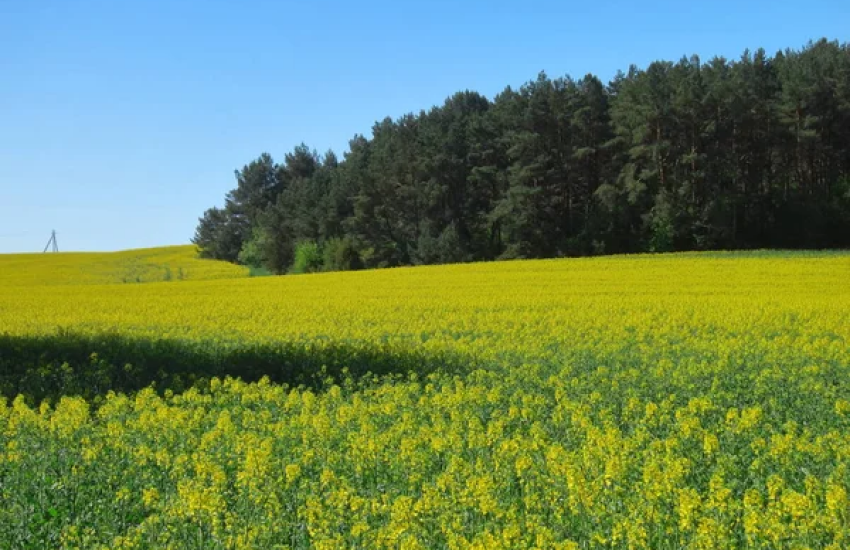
[194,39,850,274]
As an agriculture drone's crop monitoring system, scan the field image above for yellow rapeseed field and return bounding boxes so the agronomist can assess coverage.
[1,249,849,549]
[0,245,248,286]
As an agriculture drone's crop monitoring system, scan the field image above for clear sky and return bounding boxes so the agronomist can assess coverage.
[1,0,847,252]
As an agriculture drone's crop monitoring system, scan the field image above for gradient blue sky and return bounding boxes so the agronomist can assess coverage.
[1,0,847,252]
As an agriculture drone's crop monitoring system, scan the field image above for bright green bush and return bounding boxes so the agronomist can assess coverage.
[290,240,323,274]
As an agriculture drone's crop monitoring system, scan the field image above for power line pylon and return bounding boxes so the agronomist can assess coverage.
[43,230,59,253]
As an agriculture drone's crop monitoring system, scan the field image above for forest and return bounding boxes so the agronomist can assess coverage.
[193,39,850,274]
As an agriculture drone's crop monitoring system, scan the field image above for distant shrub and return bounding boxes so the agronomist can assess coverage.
[290,240,323,274]
[322,237,362,272]
[238,229,268,269]
[436,223,465,264]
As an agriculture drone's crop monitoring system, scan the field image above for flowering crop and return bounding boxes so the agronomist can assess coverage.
[1,250,849,548]
[0,245,247,286]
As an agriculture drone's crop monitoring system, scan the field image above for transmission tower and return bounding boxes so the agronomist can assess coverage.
[43,230,59,253]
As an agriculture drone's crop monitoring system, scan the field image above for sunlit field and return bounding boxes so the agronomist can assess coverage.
[0,245,248,286]
[1,249,849,549]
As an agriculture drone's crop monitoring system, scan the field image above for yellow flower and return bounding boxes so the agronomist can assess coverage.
[678,487,701,532]
[141,487,159,508]
[285,463,302,484]
[702,433,719,456]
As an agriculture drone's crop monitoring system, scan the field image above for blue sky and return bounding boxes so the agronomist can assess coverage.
[1,0,847,252]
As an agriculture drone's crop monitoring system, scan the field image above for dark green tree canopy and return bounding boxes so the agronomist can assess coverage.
[196,38,850,273]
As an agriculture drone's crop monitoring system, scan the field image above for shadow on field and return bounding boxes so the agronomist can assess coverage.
[0,330,470,404]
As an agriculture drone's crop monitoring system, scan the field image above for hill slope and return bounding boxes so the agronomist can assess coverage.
[0,245,248,286]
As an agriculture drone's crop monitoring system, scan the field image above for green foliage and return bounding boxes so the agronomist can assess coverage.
[436,223,465,264]
[290,240,323,274]
[648,191,676,252]
[321,236,362,272]
[192,206,245,262]
[237,228,268,268]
